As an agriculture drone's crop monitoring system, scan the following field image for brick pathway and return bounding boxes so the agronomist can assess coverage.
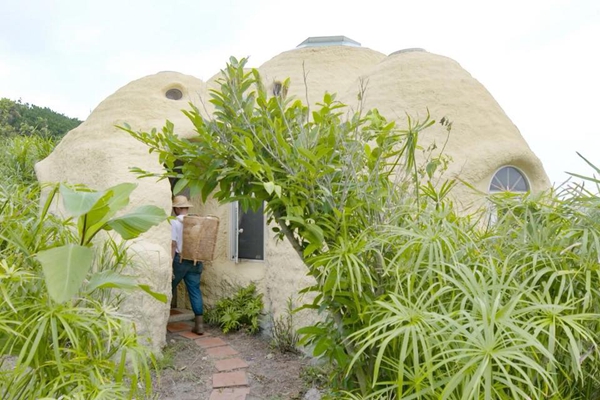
[166,321,250,400]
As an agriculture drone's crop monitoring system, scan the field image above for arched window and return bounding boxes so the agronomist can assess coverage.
[489,166,529,193]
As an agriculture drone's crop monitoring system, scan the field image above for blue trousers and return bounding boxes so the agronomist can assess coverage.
[172,256,204,316]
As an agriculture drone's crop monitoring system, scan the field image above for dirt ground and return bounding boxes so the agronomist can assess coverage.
[150,322,324,400]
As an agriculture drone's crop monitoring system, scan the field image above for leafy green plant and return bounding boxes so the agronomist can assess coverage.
[0,134,57,183]
[205,283,263,334]
[35,182,168,303]
[270,297,300,354]
[127,57,600,399]
[0,180,168,399]
[300,364,330,390]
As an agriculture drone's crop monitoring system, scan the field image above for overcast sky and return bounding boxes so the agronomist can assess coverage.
[1,0,598,186]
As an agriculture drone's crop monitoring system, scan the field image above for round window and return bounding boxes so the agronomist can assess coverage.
[165,88,183,100]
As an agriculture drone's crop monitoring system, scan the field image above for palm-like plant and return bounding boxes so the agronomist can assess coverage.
[339,187,600,399]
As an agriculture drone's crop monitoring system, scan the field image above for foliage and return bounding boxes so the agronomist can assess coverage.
[300,364,331,390]
[0,97,82,138]
[0,176,168,398]
[0,134,58,184]
[154,340,188,371]
[34,182,168,303]
[270,297,300,354]
[126,57,600,399]
[205,283,264,334]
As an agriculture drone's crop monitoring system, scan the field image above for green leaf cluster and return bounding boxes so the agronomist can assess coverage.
[0,134,57,184]
[270,297,300,354]
[205,283,263,334]
[35,182,167,303]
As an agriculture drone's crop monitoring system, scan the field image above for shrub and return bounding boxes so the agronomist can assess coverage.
[0,181,168,399]
[205,283,263,334]
[270,297,300,354]
[0,134,57,184]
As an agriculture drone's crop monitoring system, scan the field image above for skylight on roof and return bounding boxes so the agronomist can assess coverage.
[296,36,361,48]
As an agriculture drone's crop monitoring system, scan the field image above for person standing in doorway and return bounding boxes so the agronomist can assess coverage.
[171,195,204,335]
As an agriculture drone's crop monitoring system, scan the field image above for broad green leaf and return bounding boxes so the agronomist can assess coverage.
[297,147,317,163]
[244,136,255,157]
[297,326,326,335]
[173,178,189,195]
[313,336,331,357]
[304,224,324,245]
[323,268,338,293]
[282,215,304,225]
[106,205,167,240]
[264,181,275,195]
[37,244,94,303]
[86,270,138,292]
[102,182,137,212]
[59,184,105,217]
[86,271,167,302]
[139,284,168,303]
[426,160,439,179]
[80,183,137,244]
[303,243,321,257]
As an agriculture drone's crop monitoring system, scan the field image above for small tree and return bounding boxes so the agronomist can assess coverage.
[126,58,600,399]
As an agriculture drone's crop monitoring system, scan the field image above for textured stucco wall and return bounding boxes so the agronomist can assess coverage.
[36,46,551,351]
[258,46,386,106]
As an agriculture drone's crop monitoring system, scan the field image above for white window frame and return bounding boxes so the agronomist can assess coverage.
[229,201,266,263]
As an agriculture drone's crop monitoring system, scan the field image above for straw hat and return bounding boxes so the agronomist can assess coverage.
[172,195,194,208]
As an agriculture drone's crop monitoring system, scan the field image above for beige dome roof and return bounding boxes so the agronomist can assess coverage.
[35,68,217,225]
[37,71,207,189]
[337,49,549,203]
[36,70,212,231]
[257,46,386,105]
